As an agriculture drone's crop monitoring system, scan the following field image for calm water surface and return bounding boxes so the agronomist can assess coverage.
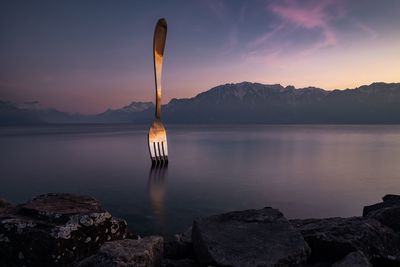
[1,125,400,235]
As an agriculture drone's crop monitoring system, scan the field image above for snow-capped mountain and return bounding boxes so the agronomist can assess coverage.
[0,101,154,124]
[122,102,154,112]
[95,102,154,123]
[2,82,400,125]
[102,102,154,114]
[163,82,400,123]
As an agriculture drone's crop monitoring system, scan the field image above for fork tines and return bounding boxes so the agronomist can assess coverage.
[149,140,168,165]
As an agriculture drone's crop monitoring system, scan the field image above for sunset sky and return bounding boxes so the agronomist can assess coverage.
[1,0,400,114]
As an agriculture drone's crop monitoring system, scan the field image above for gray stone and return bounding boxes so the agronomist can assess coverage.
[363,194,400,233]
[290,217,400,264]
[77,236,163,267]
[304,263,331,267]
[332,251,372,267]
[382,194,400,203]
[0,193,132,266]
[164,227,193,260]
[365,206,400,233]
[192,207,310,267]
[162,258,198,267]
[363,194,400,216]
[180,226,192,244]
[0,198,11,214]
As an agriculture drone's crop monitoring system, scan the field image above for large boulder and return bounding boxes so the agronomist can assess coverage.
[365,207,400,233]
[77,236,163,267]
[382,194,400,203]
[363,194,400,233]
[363,194,400,216]
[0,193,132,266]
[290,217,400,265]
[192,207,310,267]
[0,198,11,214]
[164,227,193,260]
[331,251,372,267]
[162,258,198,267]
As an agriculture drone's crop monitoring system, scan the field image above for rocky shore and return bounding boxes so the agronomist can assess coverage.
[1,193,400,266]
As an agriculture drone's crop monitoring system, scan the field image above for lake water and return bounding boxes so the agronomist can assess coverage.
[1,124,400,235]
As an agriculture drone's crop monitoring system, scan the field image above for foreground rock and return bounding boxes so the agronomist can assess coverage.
[163,227,193,260]
[0,198,11,213]
[331,251,372,267]
[290,217,400,265]
[2,193,400,267]
[0,193,132,266]
[192,207,310,267]
[363,194,400,216]
[78,236,163,267]
[163,227,196,267]
[162,258,198,267]
[363,194,400,233]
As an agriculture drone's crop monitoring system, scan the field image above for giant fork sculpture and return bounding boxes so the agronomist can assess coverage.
[148,18,168,165]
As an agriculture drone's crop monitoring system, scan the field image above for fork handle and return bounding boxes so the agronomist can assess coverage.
[153,18,167,119]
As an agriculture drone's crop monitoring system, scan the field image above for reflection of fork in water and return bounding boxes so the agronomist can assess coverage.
[148,164,168,233]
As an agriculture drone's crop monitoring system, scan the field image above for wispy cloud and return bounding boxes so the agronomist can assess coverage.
[247,23,285,49]
[220,29,239,56]
[243,0,346,64]
[202,0,246,56]
[268,0,342,49]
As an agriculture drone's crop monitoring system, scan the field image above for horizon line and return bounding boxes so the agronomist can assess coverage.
[3,80,399,115]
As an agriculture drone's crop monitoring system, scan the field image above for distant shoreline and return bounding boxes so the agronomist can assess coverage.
[2,82,400,125]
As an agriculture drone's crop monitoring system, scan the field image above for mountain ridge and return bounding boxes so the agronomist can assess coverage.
[1,82,400,125]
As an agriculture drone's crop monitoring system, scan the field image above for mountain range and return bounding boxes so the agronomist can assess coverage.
[1,82,400,125]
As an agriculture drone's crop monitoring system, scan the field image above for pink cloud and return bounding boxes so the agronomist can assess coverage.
[241,0,349,67]
[270,1,327,29]
[268,0,343,48]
